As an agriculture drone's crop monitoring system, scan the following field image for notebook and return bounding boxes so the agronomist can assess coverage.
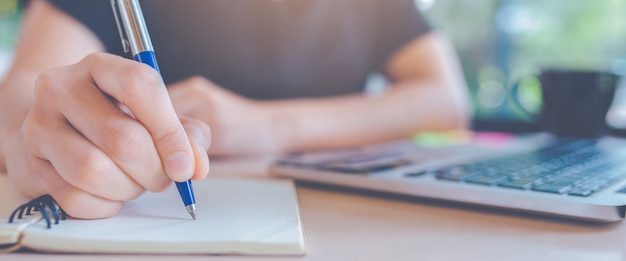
[0,176,306,255]
[270,132,626,222]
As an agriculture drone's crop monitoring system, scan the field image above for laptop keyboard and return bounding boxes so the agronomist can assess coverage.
[425,139,626,197]
[277,138,626,198]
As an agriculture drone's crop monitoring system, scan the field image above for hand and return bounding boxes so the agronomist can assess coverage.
[168,77,284,156]
[2,53,210,219]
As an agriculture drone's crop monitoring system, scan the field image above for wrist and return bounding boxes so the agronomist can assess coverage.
[261,102,298,154]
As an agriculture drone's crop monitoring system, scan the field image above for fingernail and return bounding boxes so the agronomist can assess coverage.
[165,152,193,181]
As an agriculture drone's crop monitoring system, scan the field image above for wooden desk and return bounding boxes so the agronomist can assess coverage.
[3,157,626,261]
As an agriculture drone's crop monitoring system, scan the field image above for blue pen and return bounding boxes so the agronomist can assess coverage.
[111,0,197,220]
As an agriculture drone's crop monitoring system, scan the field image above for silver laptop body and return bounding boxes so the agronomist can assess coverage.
[270,133,626,222]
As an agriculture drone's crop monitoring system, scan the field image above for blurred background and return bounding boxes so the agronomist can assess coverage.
[418,0,626,132]
[1,0,626,133]
[0,0,19,81]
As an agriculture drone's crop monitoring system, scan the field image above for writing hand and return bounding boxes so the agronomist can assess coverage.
[3,53,210,219]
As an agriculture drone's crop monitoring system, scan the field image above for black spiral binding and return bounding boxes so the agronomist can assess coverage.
[8,195,67,229]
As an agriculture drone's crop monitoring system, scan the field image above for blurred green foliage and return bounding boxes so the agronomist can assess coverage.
[0,0,21,49]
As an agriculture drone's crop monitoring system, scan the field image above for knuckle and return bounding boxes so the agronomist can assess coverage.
[20,118,42,153]
[185,119,212,147]
[187,76,209,90]
[70,151,146,203]
[20,114,41,139]
[74,151,116,188]
[103,121,148,159]
[21,112,55,156]
[82,52,108,64]
[119,64,164,98]
[34,70,65,101]
[154,127,188,150]
[198,121,212,139]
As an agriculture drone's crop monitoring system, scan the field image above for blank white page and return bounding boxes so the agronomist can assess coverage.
[16,177,305,255]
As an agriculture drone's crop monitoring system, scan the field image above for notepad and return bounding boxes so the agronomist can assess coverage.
[0,175,306,255]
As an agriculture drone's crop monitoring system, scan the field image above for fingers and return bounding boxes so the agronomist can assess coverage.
[4,138,124,219]
[82,53,195,182]
[35,117,146,201]
[42,64,171,192]
[36,159,125,220]
[179,116,211,180]
[5,53,212,220]
[26,73,149,200]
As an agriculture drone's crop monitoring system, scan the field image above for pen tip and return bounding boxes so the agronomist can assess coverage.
[185,204,197,220]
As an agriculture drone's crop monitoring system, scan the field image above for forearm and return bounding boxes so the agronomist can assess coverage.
[266,80,471,152]
[265,32,472,152]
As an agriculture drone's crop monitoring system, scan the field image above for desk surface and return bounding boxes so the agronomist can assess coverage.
[4,156,626,261]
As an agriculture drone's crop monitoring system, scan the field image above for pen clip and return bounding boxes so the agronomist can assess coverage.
[110,0,130,53]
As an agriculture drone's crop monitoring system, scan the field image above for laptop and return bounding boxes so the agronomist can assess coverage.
[269,132,626,222]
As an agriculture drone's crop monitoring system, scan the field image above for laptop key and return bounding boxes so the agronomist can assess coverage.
[532,181,574,194]
[499,178,538,190]
[434,165,478,181]
[567,188,594,197]
[463,173,510,185]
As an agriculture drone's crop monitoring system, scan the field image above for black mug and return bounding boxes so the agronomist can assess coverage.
[514,69,620,138]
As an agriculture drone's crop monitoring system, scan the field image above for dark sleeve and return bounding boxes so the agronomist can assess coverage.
[29,0,126,56]
[372,0,432,72]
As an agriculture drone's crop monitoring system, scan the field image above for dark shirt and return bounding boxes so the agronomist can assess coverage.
[44,0,430,99]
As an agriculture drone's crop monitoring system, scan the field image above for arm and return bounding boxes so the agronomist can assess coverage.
[0,0,209,219]
[168,32,471,155]
[270,32,471,151]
